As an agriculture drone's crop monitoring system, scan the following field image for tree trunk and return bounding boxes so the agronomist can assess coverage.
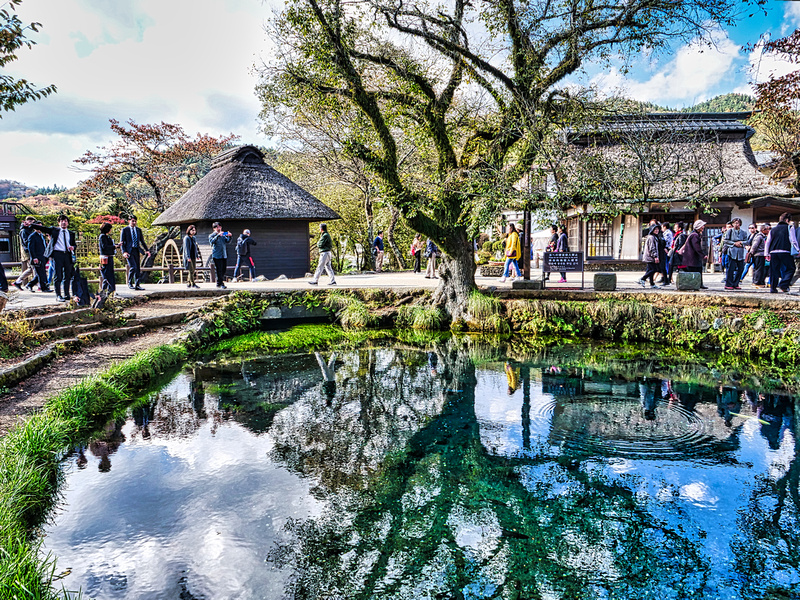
[432,232,477,324]
[386,207,407,270]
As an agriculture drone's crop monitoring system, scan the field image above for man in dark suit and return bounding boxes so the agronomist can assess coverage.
[120,215,150,290]
[31,214,76,302]
[25,226,50,292]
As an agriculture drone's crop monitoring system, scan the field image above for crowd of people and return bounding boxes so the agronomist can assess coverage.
[6,211,800,302]
[1,215,263,303]
[638,212,800,293]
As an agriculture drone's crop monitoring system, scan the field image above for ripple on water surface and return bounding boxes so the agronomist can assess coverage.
[537,398,720,459]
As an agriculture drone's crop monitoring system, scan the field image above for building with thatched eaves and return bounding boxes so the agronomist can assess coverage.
[550,112,799,267]
[153,145,339,279]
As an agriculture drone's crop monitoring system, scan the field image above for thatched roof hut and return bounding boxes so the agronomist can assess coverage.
[154,145,339,279]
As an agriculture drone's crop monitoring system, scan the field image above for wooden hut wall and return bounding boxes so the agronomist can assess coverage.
[192,219,311,279]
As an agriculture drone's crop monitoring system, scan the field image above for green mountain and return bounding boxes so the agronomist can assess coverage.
[681,93,755,113]
[603,93,756,115]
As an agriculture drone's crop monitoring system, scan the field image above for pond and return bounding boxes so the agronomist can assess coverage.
[42,339,800,599]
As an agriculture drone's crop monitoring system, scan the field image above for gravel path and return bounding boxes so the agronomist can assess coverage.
[0,297,214,436]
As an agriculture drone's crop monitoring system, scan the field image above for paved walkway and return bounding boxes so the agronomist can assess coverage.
[0,268,794,311]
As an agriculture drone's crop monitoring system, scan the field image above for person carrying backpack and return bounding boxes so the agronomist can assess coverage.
[233,229,257,281]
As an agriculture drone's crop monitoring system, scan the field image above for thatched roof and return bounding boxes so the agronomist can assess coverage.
[563,113,795,201]
[153,145,340,226]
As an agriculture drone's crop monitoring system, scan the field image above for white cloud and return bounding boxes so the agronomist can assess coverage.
[591,30,741,106]
[1,0,277,186]
[782,2,800,33]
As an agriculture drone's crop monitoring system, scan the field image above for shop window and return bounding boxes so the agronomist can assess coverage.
[0,237,10,253]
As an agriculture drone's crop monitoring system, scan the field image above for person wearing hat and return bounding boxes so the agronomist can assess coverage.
[681,220,708,289]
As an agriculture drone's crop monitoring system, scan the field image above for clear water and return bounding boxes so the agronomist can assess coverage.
[42,343,800,600]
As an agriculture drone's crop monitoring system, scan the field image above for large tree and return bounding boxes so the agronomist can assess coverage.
[259,0,748,320]
[0,0,56,115]
[74,119,238,213]
[749,29,800,192]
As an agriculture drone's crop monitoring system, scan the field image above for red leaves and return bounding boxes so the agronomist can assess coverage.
[74,119,239,212]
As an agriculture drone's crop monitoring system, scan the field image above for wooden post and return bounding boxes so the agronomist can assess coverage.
[168,265,175,284]
[523,209,531,280]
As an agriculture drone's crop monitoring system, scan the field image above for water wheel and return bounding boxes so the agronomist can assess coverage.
[161,239,183,283]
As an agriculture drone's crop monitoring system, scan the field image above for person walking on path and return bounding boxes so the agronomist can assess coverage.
[32,214,76,302]
[411,234,422,273]
[25,226,49,292]
[738,223,757,286]
[500,223,522,283]
[722,217,748,290]
[425,238,439,279]
[209,222,232,289]
[233,229,258,281]
[373,231,385,272]
[765,212,798,293]
[638,223,662,288]
[660,222,673,284]
[309,223,336,285]
[682,220,708,289]
[555,224,569,282]
[543,224,558,281]
[182,225,200,289]
[666,222,687,285]
[750,223,769,288]
[120,215,150,290]
[98,223,118,293]
[12,216,36,290]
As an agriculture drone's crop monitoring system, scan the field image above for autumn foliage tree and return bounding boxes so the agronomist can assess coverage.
[75,119,238,213]
[750,30,800,192]
[0,0,56,115]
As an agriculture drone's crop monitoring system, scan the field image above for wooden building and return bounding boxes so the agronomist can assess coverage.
[0,202,28,264]
[153,145,339,279]
[555,113,799,268]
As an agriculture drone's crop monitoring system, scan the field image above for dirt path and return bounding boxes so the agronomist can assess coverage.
[0,297,214,436]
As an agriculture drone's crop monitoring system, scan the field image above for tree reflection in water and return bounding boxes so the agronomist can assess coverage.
[264,338,778,600]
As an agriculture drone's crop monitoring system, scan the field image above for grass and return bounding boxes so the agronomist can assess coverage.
[0,343,187,599]
[396,304,445,331]
[467,290,502,321]
[0,312,45,359]
[325,292,377,329]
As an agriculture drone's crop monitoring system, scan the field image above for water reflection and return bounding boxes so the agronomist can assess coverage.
[43,340,800,599]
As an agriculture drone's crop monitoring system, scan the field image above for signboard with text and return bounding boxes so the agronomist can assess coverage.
[543,251,584,273]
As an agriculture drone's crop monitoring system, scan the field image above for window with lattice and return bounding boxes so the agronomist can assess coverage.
[586,218,612,258]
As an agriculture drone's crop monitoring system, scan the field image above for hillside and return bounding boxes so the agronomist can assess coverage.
[0,180,35,200]
[681,93,755,114]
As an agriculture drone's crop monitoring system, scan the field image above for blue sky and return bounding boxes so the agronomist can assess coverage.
[0,0,798,188]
